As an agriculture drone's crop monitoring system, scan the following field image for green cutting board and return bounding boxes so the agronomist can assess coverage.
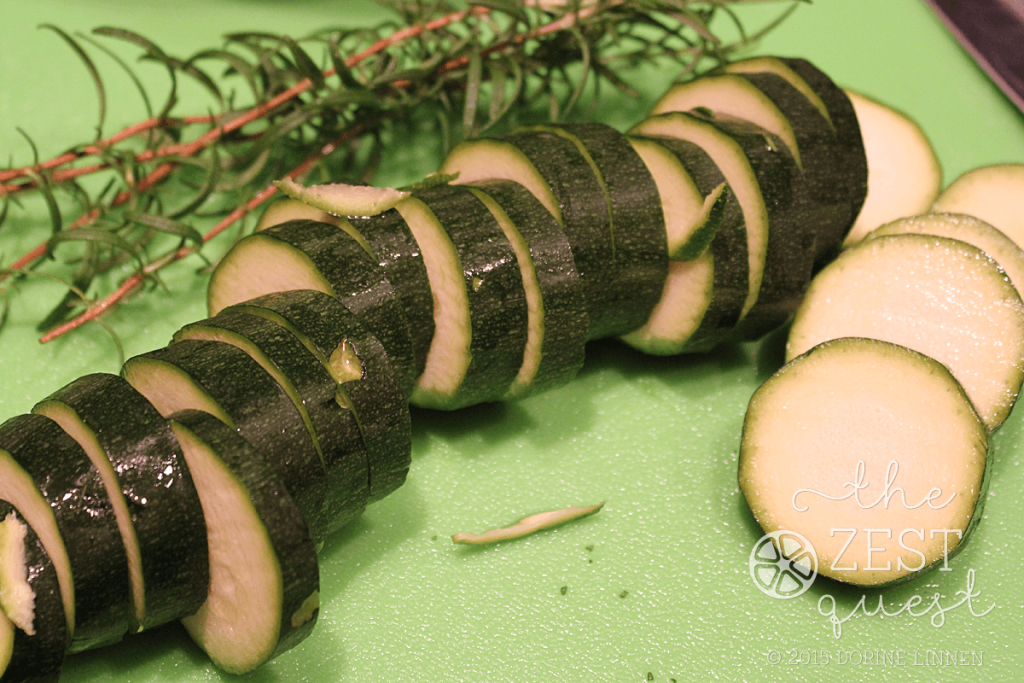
[2,1,1023,681]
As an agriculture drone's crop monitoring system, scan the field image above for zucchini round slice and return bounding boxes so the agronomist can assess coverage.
[740,337,988,586]
[0,414,132,652]
[228,290,411,504]
[841,89,942,247]
[787,234,1024,430]
[170,410,319,675]
[121,340,331,543]
[173,310,369,537]
[33,373,208,631]
[466,180,588,397]
[207,220,417,397]
[395,185,529,408]
[931,163,1024,250]
[0,503,67,682]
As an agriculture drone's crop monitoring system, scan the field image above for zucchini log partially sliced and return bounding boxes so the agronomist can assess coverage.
[740,337,988,586]
[33,373,208,632]
[0,414,132,653]
[0,502,67,683]
[787,233,1024,430]
[173,311,369,536]
[228,289,411,504]
[170,410,319,675]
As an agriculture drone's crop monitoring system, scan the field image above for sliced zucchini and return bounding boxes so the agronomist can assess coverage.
[931,163,1024,250]
[740,337,988,586]
[173,311,369,537]
[521,123,668,335]
[0,503,67,682]
[255,197,341,232]
[0,414,132,652]
[440,132,625,339]
[787,234,1024,430]
[207,220,416,397]
[349,208,435,379]
[171,410,319,675]
[621,135,748,353]
[465,180,588,397]
[841,89,942,247]
[228,290,411,504]
[33,373,208,632]
[723,56,834,129]
[866,212,1024,301]
[121,340,331,543]
[394,185,529,408]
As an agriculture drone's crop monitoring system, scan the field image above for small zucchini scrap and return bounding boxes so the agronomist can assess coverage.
[451,503,604,545]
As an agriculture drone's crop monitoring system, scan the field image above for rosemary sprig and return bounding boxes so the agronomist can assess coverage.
[0,0,800,345]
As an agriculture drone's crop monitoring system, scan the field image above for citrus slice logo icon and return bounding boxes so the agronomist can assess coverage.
[749,530,818,599]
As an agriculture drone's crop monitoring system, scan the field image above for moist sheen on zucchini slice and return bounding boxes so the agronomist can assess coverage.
[465,180,588,397]
[440,132,625,339]
[621,136,747,354]
[520,122,669,335]
[841,90,942,247]
[121,339,331,544]
[32,373,208,632]
[931,163,1024,250]
[394,185,529,409]
[0,503,67,683]
[228,290,411,504]
[787,234,1024,430]
[739,337,988,586]
[0,414,132,653]
[173,310,369,536]
[207,220,417,397]
[170,410,319,675]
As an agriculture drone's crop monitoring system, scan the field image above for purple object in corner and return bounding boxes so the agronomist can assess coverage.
[925,0,1024,113]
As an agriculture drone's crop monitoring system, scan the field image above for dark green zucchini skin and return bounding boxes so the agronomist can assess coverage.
[169,410,320,665]
[776,57,868,266]
[0,414,131,653]
[636,135,750,350]
[257,220,417,397]
[414,184,530,407]
[32,373,209,632]
[467,180,589,395]
[121,340,330,544]
[525,123,668,337]
[735,71,859,268]
[348,209,434,381]
[230,290,410,504]
[0,502,66,683]
[174,310,369,537]
[691,111,815,340]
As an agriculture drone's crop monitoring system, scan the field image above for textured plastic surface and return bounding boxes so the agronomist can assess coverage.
[2,1,1024,681]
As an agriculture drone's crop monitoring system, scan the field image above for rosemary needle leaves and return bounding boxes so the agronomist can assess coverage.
[451,502,604,545]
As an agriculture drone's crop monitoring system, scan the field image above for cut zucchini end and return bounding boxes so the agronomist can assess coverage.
[740,337,988,587]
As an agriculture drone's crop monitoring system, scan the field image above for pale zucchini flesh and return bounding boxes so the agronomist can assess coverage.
[931,163,1024,251]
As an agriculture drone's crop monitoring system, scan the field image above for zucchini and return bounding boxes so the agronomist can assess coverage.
[787,233,1024,430]
[465,180,588,397]
[740,337,988,586]
[621,136,748,353]
[173,310,369,537]
[227,290,411,504]
[931,163,1024,250]
[255,197,341,232]
[440,132,625,338]
[394,186,529,409]
[841,89,942,247]
[32,374,208,632]
[349,209,435,379]
[207,220,417,397]
[121,340,331,544]
[0,503,67,683]
[170,410,319,675]
[0,414,132,653]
